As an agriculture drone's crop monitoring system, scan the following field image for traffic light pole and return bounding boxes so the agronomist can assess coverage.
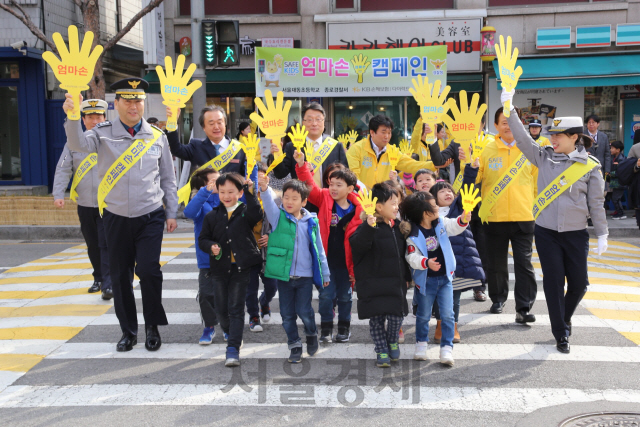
[190,0,206,139]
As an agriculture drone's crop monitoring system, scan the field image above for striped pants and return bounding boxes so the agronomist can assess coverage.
[369,314,404,354]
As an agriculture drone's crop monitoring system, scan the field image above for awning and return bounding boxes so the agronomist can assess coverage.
[493,54,640,89]
[143,69,255,94]
[448,74,483,92]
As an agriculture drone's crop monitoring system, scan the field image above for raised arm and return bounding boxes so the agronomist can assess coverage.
[508,112,545,168]
[166,130,196,162]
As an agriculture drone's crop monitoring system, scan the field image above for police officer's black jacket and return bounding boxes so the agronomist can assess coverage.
[349,212,410,320]
[198,185,263,273]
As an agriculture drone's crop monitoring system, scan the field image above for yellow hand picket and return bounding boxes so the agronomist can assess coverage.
[242,134,260,177]
[357,187,378,217]
[351,54,371,84]
[442,91,487,161]
[472,133,492,162]
[409,75,451,144]
[157,55,203,132]
[399,139,412,155]
[460,183,482,214]
[494,35,523,118]
[250,90,292,139]
[264,151,286,176]
[347,130,359,147]
[287,123,308,152]
[386,144,401,170]
[42,25,104,121]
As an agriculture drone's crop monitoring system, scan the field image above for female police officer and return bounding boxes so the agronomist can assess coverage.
[502,88,608,354]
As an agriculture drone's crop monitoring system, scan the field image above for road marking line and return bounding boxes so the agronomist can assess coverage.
[0,304,111,318]
[0,354,45,372]
[587,308,640,322]
[0,327,83,341]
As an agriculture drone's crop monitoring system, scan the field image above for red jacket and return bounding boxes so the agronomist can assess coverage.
[295,162,363,279]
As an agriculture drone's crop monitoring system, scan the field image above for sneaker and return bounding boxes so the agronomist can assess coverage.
[199,326,215,345]
[225,347,240,367]
[389,342,400,362]
[398,328,405,344]
[223,332,229,342]
[335,324,350,343]
[440,345,454,366]
[307,335,319,356]
[249,317,263,332]
[613,212,627,220]
[376,352,391,368]
[414,341,428,360]
[319,322,333,343]
[260,305,271,323]
[288,347,302,363]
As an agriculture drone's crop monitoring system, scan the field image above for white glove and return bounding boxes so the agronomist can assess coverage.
[593,234,608,256]
[501,88,515,110]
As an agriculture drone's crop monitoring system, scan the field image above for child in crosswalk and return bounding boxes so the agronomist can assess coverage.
[245,162,279,333]
[350,182,409,368]
[184,168,220,345]
[293,150,363,343]
[429,158,485,344]
[258,175,330,364]
[399,191,470,366]
[198,172,264,367]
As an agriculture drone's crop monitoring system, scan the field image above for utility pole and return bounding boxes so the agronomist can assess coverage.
[190,0,206,138]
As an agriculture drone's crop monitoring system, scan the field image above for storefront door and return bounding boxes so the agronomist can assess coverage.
[0,84,20,181]
[623,98,640,154]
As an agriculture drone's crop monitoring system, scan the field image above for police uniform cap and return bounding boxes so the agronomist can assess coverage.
[547,117,584,135]
[111,77,148,99]
[528,119,542,127]
[81,99,108,115]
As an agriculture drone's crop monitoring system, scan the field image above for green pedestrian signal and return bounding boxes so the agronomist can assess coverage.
[218,44,239,66]
[202,20,216,66]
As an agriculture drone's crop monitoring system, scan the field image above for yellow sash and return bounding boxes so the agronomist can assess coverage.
[176,139,242,206]
[478,153,529,223]
[309,137,338,171]
[97,128,163,215]
[69,153,97,202]
[532,158,598,219]
[452,165,465,193]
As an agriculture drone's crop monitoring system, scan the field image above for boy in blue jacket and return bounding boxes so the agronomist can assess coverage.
[184,168,220,345]
[399,191,470,366]
[258,175,330,364]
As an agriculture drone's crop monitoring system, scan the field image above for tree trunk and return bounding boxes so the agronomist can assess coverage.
[84,0,104,99]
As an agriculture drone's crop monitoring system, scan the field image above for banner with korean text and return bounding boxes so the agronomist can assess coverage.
[255,46,447,98]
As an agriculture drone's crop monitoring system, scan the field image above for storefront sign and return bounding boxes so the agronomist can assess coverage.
[255,46,447,98]
[262,38,294,48]
[576,25,611,48]
[617,24,640,46]
[327,19,481,72]
[536,27,571,49]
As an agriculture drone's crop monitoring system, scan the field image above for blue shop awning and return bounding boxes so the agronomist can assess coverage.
[493,54,640,89]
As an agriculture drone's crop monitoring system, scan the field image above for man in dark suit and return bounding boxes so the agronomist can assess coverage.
[166,105,247,175]
[271,102,348,188]
[585,114,611,177]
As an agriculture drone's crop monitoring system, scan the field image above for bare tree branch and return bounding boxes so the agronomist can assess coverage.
[0,0,57,53]
[103,0,164,51]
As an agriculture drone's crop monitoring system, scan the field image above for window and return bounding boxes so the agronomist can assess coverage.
[180,0,298,16]
[334,0,453,12]
[0,63,19,79]
[0,86,21,181]
[333,97,406,146]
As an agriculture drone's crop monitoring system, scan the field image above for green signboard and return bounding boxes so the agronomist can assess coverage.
[255,46,447,98]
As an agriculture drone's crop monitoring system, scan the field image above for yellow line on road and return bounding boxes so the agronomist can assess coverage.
[6,263,92,273]
[0,288,89,299]
[0,304,110,318]
[587,308,640,322]
[584,292,640,303]
[589,278,640,288]
[0,354,46,372]
[0,275,95,285]
[0,326,83,340]
[620,332,640,345]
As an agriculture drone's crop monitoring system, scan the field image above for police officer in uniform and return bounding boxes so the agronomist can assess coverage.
[528,119,551,147]
[63,78,178,352]
[53,99,112,300]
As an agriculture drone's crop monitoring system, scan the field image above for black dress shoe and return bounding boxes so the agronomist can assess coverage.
[88,281,102,293]
[101,288,113,300]
[145,325,162,351]
[490,302,504,314]
[116,333,137,352]
[556,336,570,353]
[515,309,536,324]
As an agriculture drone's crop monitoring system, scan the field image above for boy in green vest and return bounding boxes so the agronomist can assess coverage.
[258,175,330,364]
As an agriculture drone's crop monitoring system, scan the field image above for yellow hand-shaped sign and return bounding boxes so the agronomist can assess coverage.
[357,187,378,226]
[337,134,349,147]
[42,25,104,121]
[347,130,359,147]
[250,89,292,140]
[442,90,487,162]
[409,76,451,143]
[264,151,286,176]
[351,54,371,84]
[305,140,316,160]
[472,132,492,162]
[399,139,412,155]
[386,144,401,170]
[287,123,308,152]
[495,35,523,118]
[459,183,482,214]
[157,55,203,132]
[241,134,260,177]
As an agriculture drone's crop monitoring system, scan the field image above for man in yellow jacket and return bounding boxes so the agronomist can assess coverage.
[476,107,538,323]
[347,115,435,189]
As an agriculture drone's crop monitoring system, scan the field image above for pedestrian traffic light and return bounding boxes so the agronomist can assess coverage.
[202,19,216,67]
[216,20,239,67]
